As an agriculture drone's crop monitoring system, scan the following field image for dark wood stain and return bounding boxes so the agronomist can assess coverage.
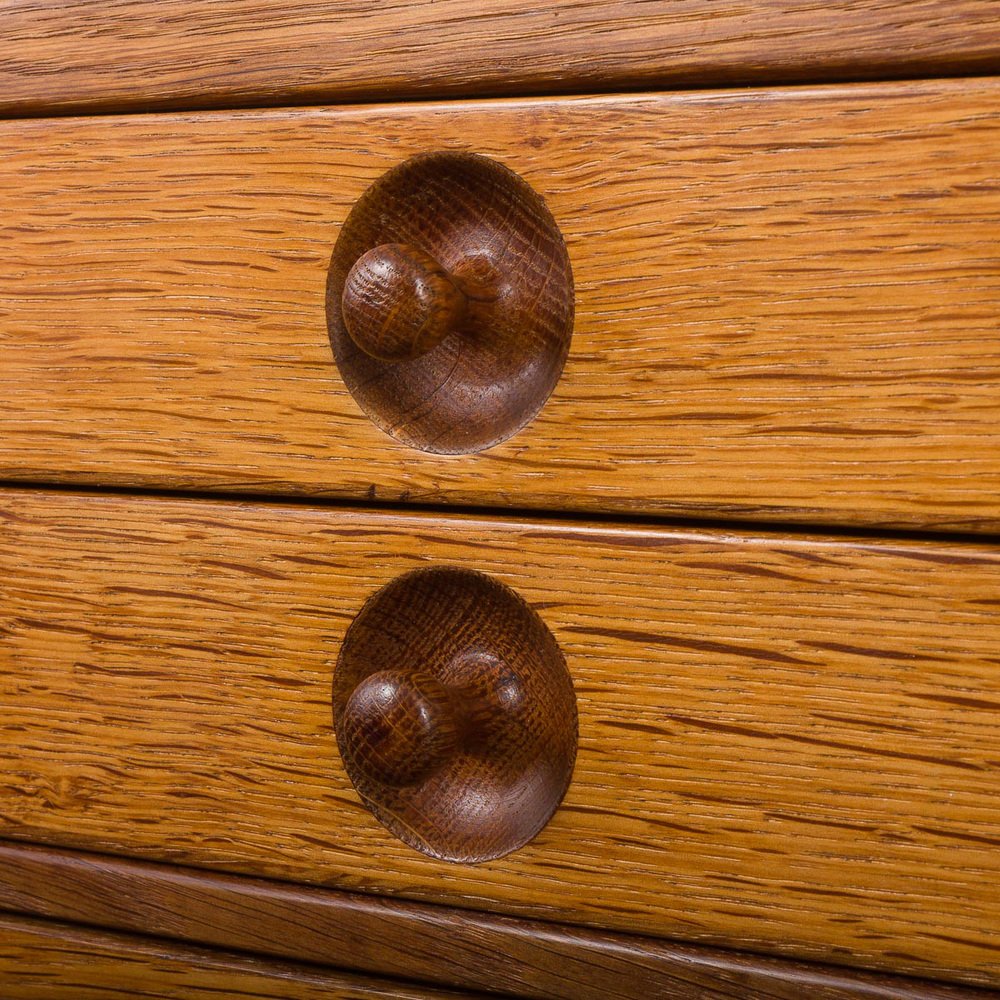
[326,152,574,455]
[333,566,577,863]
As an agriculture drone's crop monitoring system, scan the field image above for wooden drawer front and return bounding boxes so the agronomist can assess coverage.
[1,490,998,986]
[2,78,999,531]
[1,2,998,117]
[0,913,479,999]
[0,844,987,1000]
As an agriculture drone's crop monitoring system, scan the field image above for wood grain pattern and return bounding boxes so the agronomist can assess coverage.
[0,842,992,1000]
[1,80,999,530]
[0,913,483,999]
[1,1,999,117]
[1,490,999,985]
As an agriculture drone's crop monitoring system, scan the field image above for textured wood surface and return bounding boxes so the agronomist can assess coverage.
[1,490,999,986]
[1,1,999,117]
[0,913,482,999]
[0,842,992,1000]
[2,80,999,530]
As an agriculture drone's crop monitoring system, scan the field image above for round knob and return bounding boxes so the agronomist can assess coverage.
[332,567,578,863]
[341,669,459,787]
[341,243,468,362]
[341,655,528,788]
[326,153,574,455]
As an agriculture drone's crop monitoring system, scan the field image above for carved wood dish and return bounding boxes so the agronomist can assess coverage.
[326,152,574,454]
[332,567,578,862]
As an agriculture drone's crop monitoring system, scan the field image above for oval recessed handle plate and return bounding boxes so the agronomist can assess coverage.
[326,152,575,455]
[332,567,578,863]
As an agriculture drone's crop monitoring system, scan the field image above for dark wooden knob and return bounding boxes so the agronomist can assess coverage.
[333,567,577,863]
[341,654,528,790]
[341,670,460,787]
[326,152,574,454]
[341,243,468,362]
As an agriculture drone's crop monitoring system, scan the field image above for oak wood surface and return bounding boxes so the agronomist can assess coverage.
[1,80,999,530]
[0,841,992,1000]
[1,490,998,985]
[1,2,999,117]
[0,912,483,999]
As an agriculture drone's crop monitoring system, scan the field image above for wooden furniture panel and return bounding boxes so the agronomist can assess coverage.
[0,841,990,1000]
[1,2,998,117]
[2,79,999,530]
[0,912,482,999]
[1,490,998,986]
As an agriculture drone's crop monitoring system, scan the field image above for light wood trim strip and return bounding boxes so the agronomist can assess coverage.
[1,489,998,985]
[2,80,999,531]
[0,840,990,1000]
[1,2,999,117]
[0,912,484,999]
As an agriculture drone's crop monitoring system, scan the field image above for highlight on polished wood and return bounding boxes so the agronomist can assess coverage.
[328,152,574,454]
[1,1,998,117]
[1,80,998,529]
[333,567,577,862]
[0,489,998,987]
[0,841,987,1000]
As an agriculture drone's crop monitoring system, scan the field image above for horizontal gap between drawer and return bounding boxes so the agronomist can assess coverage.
[2,477,999,550]
[1,69,998,122]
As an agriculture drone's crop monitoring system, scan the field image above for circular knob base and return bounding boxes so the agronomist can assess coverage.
[333,567,578,863]
[326,152,575,455]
